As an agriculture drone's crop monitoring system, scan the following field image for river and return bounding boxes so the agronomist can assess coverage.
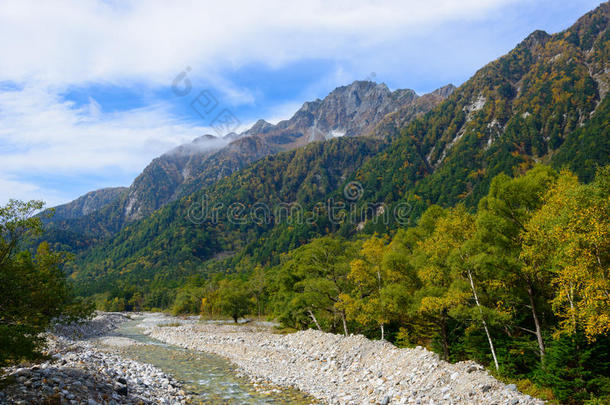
[109,315,316,404]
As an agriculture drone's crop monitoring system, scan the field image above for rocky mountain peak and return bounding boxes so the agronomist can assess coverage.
[431,84,456,99]
[248,119,273,134]
[517,29,551,51]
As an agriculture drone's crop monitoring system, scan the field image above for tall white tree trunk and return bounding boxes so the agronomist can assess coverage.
[308,309,322,331]
[527,283,546,361]
[341,310,349,336]
[467,269,499,371]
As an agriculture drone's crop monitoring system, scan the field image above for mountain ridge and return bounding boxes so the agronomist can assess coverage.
[62,2,610,301]
[42,81,453,249]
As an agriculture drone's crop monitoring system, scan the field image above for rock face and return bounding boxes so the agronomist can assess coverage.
[120,81,445,222]
[244,81,423,149]
[47,187,128,221]
[149,323,544,405]
[366,84,456,139]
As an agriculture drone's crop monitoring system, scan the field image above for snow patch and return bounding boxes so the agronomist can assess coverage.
[330,129,345,138]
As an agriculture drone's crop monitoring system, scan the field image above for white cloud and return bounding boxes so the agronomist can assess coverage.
[0,83,210,204]
[0,0,524,87]
[0,176,66,207]
[0,0,588,206]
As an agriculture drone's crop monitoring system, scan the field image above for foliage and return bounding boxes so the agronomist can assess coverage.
[536,331,610,404]
[21,5,610,402]
[217,279,252,323]
[522,168,610,339]
[0,200,93,366]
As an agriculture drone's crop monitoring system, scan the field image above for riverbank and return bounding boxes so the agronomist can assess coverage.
[149,321,545,405]
[0,313,189,405]
[1,313,545,404]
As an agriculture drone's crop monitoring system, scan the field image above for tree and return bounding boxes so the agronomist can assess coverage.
[523,168,610,339]
[218,279,251,323]
[272,236,355,335]
[0,200,45,267]
[442,205,500,370]
[249,265,267,318]
[476,166,558,361]
[343,235,391,339]
[538,331,610,404]
[0,200,93,366]
[410,207,470,361]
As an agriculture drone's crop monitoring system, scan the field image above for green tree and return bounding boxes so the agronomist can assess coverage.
[537,332,610,404]
[249,265,267,318]
[0,200,93,366]
[271,236,355,334]
[410,207,469,361]
[342,236,392,339]
[476,166,558,361]
[431,205,502,370]
[218,279,251,323]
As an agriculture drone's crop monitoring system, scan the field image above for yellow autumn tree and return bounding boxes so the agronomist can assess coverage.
[522,168,610,339]
[341,235,391,339]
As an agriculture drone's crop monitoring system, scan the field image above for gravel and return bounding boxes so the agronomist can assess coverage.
[52,312,131,340]
[149,323,545,405]
[2,313,545,404]
[0,313,189,405]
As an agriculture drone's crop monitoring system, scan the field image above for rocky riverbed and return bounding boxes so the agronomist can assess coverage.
[1,313,545,404]
[0,313,189,405]
[149,322,545,405]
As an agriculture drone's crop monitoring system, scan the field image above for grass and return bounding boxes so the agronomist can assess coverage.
[272,326,299,335]
[492,374,558,404]
[157,322,182,328]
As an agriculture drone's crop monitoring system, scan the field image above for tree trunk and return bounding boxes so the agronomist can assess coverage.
[527,283,546,361]
[341,310,349,336]
[568,284,576,332]
[308,309,322,331]
[440,314,449,361]
[377,269,384,341]
[467,269,499,370]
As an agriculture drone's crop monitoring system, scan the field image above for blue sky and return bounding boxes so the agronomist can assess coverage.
[0,0,603,206]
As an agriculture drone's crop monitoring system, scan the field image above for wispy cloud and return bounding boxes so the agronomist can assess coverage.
[0,0,525,87]
[0,83,209,204]
[0,0,601,205]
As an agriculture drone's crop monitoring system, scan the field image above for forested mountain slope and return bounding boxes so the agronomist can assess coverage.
[64,3,610,303]
[42,82,451,253]
[354,3,609,217]
[68,138,385,299]
[48,187,128,221]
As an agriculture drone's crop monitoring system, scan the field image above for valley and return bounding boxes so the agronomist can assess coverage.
[1,2,609,404]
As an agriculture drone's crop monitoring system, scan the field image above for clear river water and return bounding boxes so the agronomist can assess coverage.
[111,318,316,404]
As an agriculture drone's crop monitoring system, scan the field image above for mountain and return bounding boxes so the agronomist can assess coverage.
[121,134,231,222]
[69,137,385,298]
[42,81,452,250]
[355,2,609,212]
[240,81,423,148]
[366,84,457,139]
[64,3,610,304]
[49,187,128,221]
